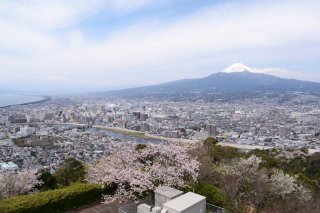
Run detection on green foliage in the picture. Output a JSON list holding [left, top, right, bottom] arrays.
[[298, 173, 319, 193], [191, 140, 242, 184], [305, 153, 320, 181], [55, 158, 85, 186], [187, 182, 226, 207], [37, 169, 57, 191], [0, 183, 102, 213], [102, 182, 117, 195], [281, 157, 305, 175], [135, 144, 147, 151], [204, 137, 218, 148], [209, 145, 242, 163]]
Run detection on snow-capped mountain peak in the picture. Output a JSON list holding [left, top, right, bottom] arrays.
[[224, 63, 252, 73]]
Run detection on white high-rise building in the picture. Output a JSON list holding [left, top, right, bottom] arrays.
[[19, 126, 36, 137]]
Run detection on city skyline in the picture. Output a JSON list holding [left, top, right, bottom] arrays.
[[1, 0, 320, 93]]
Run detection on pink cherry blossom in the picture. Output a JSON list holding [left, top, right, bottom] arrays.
[[86, 143, 200, 203], [0, 169, 42, 198]]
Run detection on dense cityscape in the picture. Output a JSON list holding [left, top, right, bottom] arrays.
[[1, 94, 320, 173]]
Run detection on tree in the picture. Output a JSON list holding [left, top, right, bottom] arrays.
[[55, 158, 85, 186], [208, 145, 241, 163], [0, 169, 41, 199], [202, 137, 242, 163], [203, 137, 218, 149], [86, 144, 200, 203], [217, 155, 311, 213], [37, 169, 57, 191]]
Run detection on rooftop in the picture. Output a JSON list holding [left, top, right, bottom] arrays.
[[0, 161, 18, 170], [154, 186, 183, 199], [163, 192, 206, 212]]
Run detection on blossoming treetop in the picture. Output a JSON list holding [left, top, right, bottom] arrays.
[[86, 143, 200, 203]]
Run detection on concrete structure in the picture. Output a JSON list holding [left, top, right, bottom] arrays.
[[162, 192, 206, 213], [137, 204, 163, 213], [154, 186, 183, 207], [136, 187, 209, 213], [137, 204, 152, 213]]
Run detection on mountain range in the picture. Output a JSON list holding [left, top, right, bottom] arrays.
[[103, 64, 320, 100]]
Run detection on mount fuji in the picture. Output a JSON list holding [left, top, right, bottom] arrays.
[[103, 64, 320, 99]]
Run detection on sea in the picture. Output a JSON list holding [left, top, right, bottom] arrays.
[[0, 94, 44, 107]]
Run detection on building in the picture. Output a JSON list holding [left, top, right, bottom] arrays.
[[140, 113, 149, 121], [279, 126, 288, 139], [133, 112, 141, 120], [206, 124, 218, 137], [0, 162, 18, 170], [119, 186, 225, 213], [18, 126, 36, 137], [162, 192, 206, 213], [6, 114, 27, 125]]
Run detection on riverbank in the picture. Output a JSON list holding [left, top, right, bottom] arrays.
[[92, 125, 198, 144], [0, 96, 51, 108]]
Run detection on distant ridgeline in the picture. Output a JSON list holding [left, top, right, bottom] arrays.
[[101, 66, 320, 100]]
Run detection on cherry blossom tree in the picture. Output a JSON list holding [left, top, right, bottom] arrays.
[[86, 143, 200, 203], [0, 169, 42, 199]]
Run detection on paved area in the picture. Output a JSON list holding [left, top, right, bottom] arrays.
[[74, 202, 120, 213]]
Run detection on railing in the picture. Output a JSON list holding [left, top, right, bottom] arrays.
[[118, 195, 154, 213], [206, 203, 226, 213]]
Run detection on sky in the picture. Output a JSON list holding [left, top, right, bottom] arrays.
[[0, 0, 320, 94]]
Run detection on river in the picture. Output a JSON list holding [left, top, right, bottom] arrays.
[[87, 128, 162, 144]]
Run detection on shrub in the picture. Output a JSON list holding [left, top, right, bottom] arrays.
[[102, 182, 117, 195], [0, 183, 102, 213]]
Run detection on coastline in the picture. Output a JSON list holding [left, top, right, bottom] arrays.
[[0, 96, 52, 109]]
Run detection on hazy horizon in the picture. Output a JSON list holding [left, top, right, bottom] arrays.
[[1, 0, 320, 94]]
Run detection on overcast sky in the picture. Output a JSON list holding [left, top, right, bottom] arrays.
[[0, 0, 320, 93]]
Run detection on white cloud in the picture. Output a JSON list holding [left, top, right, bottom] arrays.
[[250, 67, 307, 80], [0, 0, 320, 90], [103, 0, 159, 13], [0, 0, 159, 31], [0, 0, 98, 31], [223, 63, 309, 81]]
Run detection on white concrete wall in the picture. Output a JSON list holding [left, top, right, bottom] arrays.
[[181, 201, 206, 213], [155, 194, 171, 207], [163, 202, 205, 213], [137, 204, 152, 213], [137, 204, 163, 213]]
